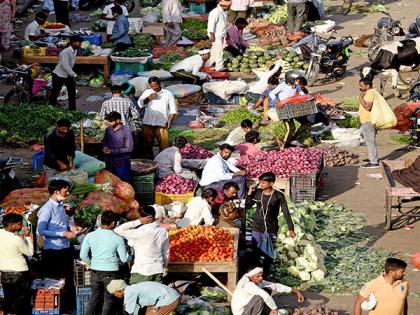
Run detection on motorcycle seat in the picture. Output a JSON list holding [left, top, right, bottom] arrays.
[[327, 40, 344, 50]]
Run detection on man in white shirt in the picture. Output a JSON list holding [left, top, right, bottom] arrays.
[[200, 143, 247, 199], [138, 77, 177, 159], [207, 0, 231, 71], [0, 213, 34, 315], [162, 0, 183, 46], [247, 59, 283, 102], [170, 49, 211, 85], [114, 206, 169, 284], [101, 0, 129, 39], [48, 35, 82, 111], [231, 267, 304, 315], [228, 0, 254, 24], [24, 12, 48, 41], [176, 188, 217, 227]]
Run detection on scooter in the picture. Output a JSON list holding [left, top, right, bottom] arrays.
[[0, 157, 22, 201]]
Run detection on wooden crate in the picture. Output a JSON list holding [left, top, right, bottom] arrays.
[[167, 227, 239, 301]]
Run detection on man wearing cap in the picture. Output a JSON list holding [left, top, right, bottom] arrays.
[[207, 0, 231, 71], [170, 49, 211, 85], [107, 280, 181, 315], [162, 0, 183, 46], [231, 267, 304, 315]]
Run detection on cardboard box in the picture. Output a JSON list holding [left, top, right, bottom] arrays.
[[142, 23, 165, 36]]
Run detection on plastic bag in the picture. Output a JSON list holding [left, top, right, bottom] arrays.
[[370, 90, 397, 129], [142, 11, 159, 23], [74, 151, 106, 176], [56, 169, 89, 187]]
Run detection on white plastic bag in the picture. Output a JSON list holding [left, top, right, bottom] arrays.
[[370, 90, 397, 129]]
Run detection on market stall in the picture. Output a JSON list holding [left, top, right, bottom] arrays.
[[21, 55, 110, 85]]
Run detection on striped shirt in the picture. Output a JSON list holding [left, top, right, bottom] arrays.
[[100, 96, 140, 131]]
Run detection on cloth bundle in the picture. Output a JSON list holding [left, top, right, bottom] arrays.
[[392, 156, 420, 193]]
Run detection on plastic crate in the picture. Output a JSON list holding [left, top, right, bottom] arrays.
[[22, 47, 47, 57], [114, 62, 149, 75], [74, 265, 91, 287], [155, 187, 196, 205], [132, 173, 155, 206], [76, 288, 91, 315], [276, 100, 318, 120], [290, 159, 324, 203], [32, 288, 61, 312], [81, 34, 102, 46], [32, 151, 45, 174], [189, 2, 208, 13]]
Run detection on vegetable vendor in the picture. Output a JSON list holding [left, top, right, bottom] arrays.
[[231, 267, 304, 315], [200, 143, 247, 199], [162, 0, 183, 46], [176, 188, 217, 227], [110, 6, 131, 52], [207, 0, 231, 71], [114, 206, 169, 284], [24, 12, 48, 41], [80, 211, 131, 315], [100, 85, 141, 133], [103, 111, 134, 182], [48, 35, 82, 111], [138, 77, 178, 159], [225, 119, 253, 145], [101, 0, 129, 41], [211, 181, 240, 215], [236, 130, 262, 156], [44, 118, 76, 179], [107, 280, 181, 315], [247, 172, 295, 276], [287, 0, 308, 36], [252, 76, 279, 120], [0, 213, 34, 315], [154, 136, 204, 181], [170, 49, 211, 85], [354, 258, 408, 315], [246, 59, 282, 103], [225, 18, 249, 57]]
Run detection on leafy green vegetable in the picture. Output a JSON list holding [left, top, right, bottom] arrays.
[[392, 134, 412, 145], [336, 114, 361, 128], [112, 49, 150, 58], [132, 33, 154, 51], [74, 205, 103, 228], [71, 183, 114, 196], [220, 107, 260, 124], [181, 18, 207, 39], [340, 97, 359, 109], [0, 104, 88, 146]]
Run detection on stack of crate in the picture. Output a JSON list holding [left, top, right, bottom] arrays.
[[32, 286, 63, 315], [74, 265, 91, 315]]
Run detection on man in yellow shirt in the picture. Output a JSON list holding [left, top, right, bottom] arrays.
[[354, 258, 408, 315], [359, 78, 379, 168]]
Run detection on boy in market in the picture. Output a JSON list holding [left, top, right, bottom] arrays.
[[354, 258, 409, 315], [246, 172, 295, 276], [225, 119, 253, 145]]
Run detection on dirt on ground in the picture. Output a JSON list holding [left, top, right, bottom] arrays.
[[0, 0, 419, 314]]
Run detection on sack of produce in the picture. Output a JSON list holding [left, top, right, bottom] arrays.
[[94, 170, 122, 187], [393, 103, 415, 132], [78, 191, 129, 214], [114, 181, 136, 203], [165, 84, 202, 99], [370, 90, 397, 129], [56, 169, 89, 187], [1, 188, 49, 207], [74, 151, 106, 176]]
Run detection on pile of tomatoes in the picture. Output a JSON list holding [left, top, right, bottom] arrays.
[[169, 226, 234, 262], [44, 23, 65, 30]]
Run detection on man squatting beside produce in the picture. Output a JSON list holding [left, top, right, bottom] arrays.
[[103, 111, 134, 183], [138, 76, 178, 159], [247, 172, 295, 276], [354, 258, 409, 315], [207, 0, 231, 71], [170, 49, 212, 85], [162, 0, 183, 46], [225, 119, 253, 146], [44, 118, 76, 180], [200, 143, 247, 199], [231, 267, 304, 315]]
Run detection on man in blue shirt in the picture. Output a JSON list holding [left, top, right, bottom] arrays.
[[80, 211, 131, 315], [37, 179, 79, 313], [111, 5, 131, 51], [107, 280, 181, 315]]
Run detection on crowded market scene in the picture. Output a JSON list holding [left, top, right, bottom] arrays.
[[0, 0, 419, 314]]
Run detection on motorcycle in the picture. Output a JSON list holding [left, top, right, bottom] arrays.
[[0, 157, 22, 201], [367, 11, 405, 62], [2, 65, 50, 106], [305, 33, 353, 87], [79, 0, 135, 12]]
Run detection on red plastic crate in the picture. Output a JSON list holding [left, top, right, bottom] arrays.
[[32, 288, 61, 311]]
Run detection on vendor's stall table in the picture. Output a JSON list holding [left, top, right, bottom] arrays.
[[167, 227, 239, 301], [380, 159, 420, 230], [21, 55, 110, 84], [75, 120, 102, 152]]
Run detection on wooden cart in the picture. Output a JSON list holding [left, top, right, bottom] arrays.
[[380, 160, 420, 230], [167, 227, 239, 301], [75, 120, 102, 152]]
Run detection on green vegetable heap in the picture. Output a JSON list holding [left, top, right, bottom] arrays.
[[113, 49, 150, 58], [226, 50, 275, 73], [336, 114, 361, 129], [276, 48, 308, 72], [220, 107, 260, 124], [133, 33, 154, 51], [181, 18, 207, 39], [74, 205, 103, 228]]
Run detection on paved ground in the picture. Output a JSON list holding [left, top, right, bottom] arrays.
[[0, 0, 419, 314]]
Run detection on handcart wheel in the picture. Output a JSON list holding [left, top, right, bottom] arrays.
[[384, 191, 392, 230]]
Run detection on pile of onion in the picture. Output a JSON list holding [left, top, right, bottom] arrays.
[[181, 143, 214, 159], [156, 174, 197, 194]]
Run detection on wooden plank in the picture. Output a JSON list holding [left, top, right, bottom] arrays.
[[381, 160, 419, 197]]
